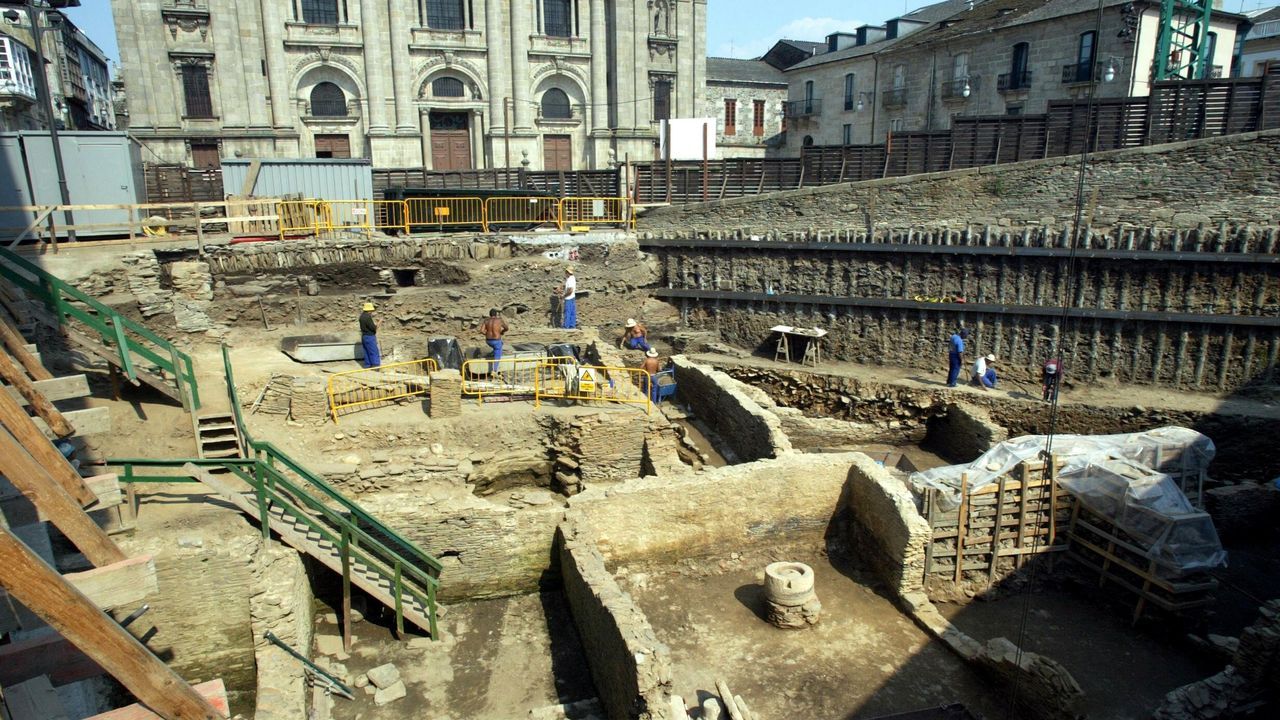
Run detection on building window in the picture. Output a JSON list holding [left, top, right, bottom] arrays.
[[953, 52, 969, 82], [181, 64, 214, 118], [1010, 42, 1030, 87], [544, 0, 575, 38], [752, 99, 765, 136], [310, 82, 347, 117], [424, 0, 466, 29], [892, 64, 905, 89], [190, 143, 220, 170], [541, 88, 571, 119], [803, 80, 814, 113], [1206, 31, 1218, 65], [724, 99, 736, 135], [432, 76, 466, 98], [842, 123, 851, 145], [843, 73, 855, 110], [1077, 32, 1096, 72], [301, 0, 340, 25], [802, 135, 813, 147], [780, 101, 787, 132], [653, 77, 671, 121]]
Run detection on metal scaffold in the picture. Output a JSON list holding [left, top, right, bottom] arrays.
[[1154, 0, 1215, 81]]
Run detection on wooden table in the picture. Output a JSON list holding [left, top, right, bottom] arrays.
[[771, 325, 827, 366]]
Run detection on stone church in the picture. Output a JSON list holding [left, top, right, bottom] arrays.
[[117, 0, 706, 170]]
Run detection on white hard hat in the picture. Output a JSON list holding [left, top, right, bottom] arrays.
[[625, 318, 637, 328], [985, 354, 996, 362], [646, 348, 658, 358]]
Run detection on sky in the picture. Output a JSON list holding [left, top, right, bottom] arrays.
[[60, 0, 1280, 73]]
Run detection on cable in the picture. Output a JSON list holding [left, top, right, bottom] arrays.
[[1003, 1, 1105, 717]]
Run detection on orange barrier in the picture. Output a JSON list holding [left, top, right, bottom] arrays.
[[559, 197, 633, 230]]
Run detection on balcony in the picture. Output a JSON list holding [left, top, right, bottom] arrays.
[[1061, 62, 1098, 84], [997, 70, 1032, 93], [1208, 65, 1224, 79], [784, 99, 822, 118], [881, 89, 907, 109], [941, 78, 971, 101]]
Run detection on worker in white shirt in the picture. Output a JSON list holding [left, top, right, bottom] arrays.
[[971, 353, 997, 390], [559, 266, 577, 329]]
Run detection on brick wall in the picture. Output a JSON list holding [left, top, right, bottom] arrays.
[[669, 355, 792, 461], [841, 455, 933, 598]]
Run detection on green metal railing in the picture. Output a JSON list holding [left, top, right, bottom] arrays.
[[106, 346, 443, 638], [0, 246, 200, 409]]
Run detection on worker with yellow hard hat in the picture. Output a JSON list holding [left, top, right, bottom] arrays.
[[359, 301, 381, 367]]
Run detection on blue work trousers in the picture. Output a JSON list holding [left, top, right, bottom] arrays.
[[946, 351, 962, 386], [562, 298, 577, 329], [361, 334, 381, 368], [487, 339, 503, 373], [625, 336, 651, 352]]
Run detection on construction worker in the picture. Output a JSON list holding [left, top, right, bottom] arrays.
[[620, 318, 651, 352], [559, 266, 577, 329], [946, 328, 968, 387], [482, 309, 508, 374], [1043, 357, 1063, 402], [972, 354, 997, 390], [642, 348, 662, 403], [359, 302, 381, 368]]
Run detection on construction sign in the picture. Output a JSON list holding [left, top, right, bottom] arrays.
[[576, 367, 597, 394]]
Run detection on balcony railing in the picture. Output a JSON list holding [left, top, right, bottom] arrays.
[[1061, 62, 1098, 84], [941, 78, 971, 100], [1208, 65, 1224, 79], [784, 99, 821, 118], [997, 70, 1032, 93], [881, 89, 907, 109]]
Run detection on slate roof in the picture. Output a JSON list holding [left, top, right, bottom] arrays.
[[707, 57, 787, 85]]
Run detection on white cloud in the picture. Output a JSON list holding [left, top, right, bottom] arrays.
[[713, 16, 864, 59]]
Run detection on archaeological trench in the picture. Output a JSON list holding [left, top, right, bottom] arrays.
[[2, 131, 1279, 720]]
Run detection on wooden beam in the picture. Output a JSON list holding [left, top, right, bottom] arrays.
[[0, 318, 52, 380], [88, 680, 230, 720], [33, 406, 112, 438], [0, 429, 124, 566], [0, 387, 98, 506], [0, 526, 226, 719], [0, 350, 75, 437], [64, 555, 157, 610], [1, 675, 71, 719], [4, 373, 92, 405]]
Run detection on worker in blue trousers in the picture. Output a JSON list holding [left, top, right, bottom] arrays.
[[971, 354, 997, 390], [559, 266, 577, 329], [620, 318, 651, 352], [946, 328, 968, 387], [359, 301, 381, 368]]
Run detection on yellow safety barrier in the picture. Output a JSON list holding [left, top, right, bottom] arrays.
[[534, 363, 652, 414], [319, 199, 410, 237], [277, 199, 327, 239], [485, 196, 562, 230], [405, 197, 487, 232], [327, 357, 439, 423], [461, 355, 574, 403], [558, 197, 633, 230]]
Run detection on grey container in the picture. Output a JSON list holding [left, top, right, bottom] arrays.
[[221, 158, 373, 202], [0, 131, 144, 239]]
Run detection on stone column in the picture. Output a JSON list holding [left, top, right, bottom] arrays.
[[420, 110, 434, 170], [259, 0, 291, 128], [486, 0, 508, 148], [388, 0, 417, 131], [616, 2, 636, 129], [509, 0, 533, 130], [359, 0, 390, 131], [589, 0, 608, 132]]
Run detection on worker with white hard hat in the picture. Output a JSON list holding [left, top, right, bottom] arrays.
[[559, 266, 577, 329], [620, 317, 651, 352], [358, 301, 381, 368], [972, 353, 997, 390]]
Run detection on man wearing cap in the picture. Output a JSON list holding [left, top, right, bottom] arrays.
[[972, 353, 997, 390], [619, 318, 650, 352], [359, 302, 381, 368], [1042, 357, 1063, 402], [642, 348, 662, 403], [946, 328, 968, 387], [559, 266, 577, 329], [482, 309, 509, 374]]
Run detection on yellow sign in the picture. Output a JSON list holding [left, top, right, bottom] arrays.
[[434, 206, 451, 217], [577, 367, 596, 393]]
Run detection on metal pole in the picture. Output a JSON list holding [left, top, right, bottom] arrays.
[[26, 2, 76, 241]]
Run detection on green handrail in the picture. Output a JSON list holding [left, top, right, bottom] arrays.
[[0, 246, 201, 408]]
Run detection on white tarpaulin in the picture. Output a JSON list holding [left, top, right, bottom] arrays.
[[658, 119, 717, 160]]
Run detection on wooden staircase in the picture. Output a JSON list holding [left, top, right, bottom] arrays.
[[194, 412, 242, 463], [191, 466, 436, 635]]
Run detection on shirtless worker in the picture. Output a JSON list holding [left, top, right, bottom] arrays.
[[619, 318, 651, 352], [641, 348, 662, 403], [482, 309, 508, 374]]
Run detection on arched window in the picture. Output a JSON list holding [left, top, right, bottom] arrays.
[[310, 82, 347, 117], [432, 77, 466, 98], [541, 88, 571, 119], [802, 135, 814, 147]]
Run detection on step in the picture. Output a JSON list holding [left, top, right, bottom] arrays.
[[200, 437, 241, 448], [200, 448, 242, 459], [197, 421, 238, 433]]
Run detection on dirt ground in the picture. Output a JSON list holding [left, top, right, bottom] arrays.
[[315, 589, 594, 720], [619, 543, 1006, 720]]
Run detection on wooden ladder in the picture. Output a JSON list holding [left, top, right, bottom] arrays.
[[195, 412, 243, 464]]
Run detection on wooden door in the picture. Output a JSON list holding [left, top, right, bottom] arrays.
[[314, 134, 351, 158], [429, 112, 472, 170], [542, 135, 572, 171], [190, 143, 220, 169]]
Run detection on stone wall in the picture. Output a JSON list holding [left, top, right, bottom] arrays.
[[248, 543, 314, 720], [842, 455, 932, 598], [925, 404, 1009, 463], [669, 355, 792, 461], [557, 518, 673, 720], [200, 235, 511, 275], [639, 129, 1280, 232]]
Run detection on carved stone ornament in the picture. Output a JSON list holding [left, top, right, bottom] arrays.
[[648, 37, 678, 61], [161, 7, 211, 41], [170, 54, 214, 73]]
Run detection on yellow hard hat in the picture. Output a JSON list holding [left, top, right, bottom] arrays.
[[362, 302, 375, 311]]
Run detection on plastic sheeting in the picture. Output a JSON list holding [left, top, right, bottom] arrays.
[[909, 426, 1225, 577]]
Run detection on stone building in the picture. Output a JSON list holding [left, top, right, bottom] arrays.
[[115, 0, 706, 171], [1240, 6, 1280, 77], [704, 57, 786, 158], [782, 0, 1245, 151], [0, 10, 114, 132]]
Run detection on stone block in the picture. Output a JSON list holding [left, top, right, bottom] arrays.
[[373, 679, 406, 705], [366, 663, 400, 690], [429, 370, 462, 419]]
